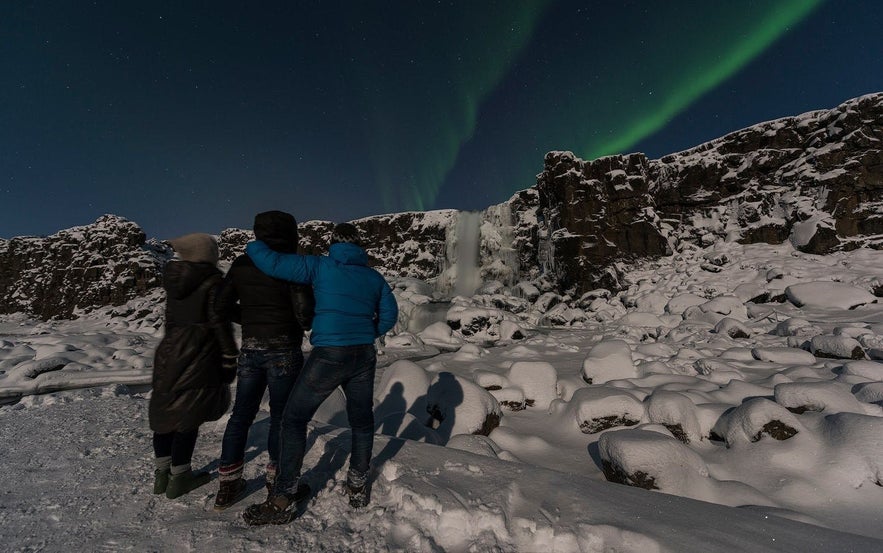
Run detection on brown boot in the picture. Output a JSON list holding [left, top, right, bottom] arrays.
[[213, 477, 247, 511]]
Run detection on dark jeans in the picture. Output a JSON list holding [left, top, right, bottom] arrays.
[[275, 344, 377, 497], [220, 348, 303, 468], [153, 429, 199, 467]]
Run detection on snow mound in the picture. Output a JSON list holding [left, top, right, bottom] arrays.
[[425, 372, 501, 441], [810, 335, 867, 360], [840, 360, 883, 380], [643, 390, 703, 443], [773, 382, 873, 415], [506, 361, 559, 410], [751, 347, 816, 365], [715, 397, 803, 446], [581, 339, 636, 384], [563, 387, 645, 434], [785, 282, 877, 309]]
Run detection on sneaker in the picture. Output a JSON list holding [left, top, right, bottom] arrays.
[[242, 484, 311, 526], [165, 470, 211, 500], [153, 468, 170, 495], [213, 477, 247, 511]]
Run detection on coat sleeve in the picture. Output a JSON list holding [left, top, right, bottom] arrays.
[[215, 270, 241, 324], [246, 240, 316, 284], [376, 278, 398, 337], [208, 281, 239, 383]]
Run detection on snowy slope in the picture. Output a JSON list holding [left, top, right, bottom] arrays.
[[1, 388, 881, 553], [2, 240, 882, 551]]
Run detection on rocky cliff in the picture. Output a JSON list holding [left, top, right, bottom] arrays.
[[2, 93, 881, 318], [531, 92, 883, 294], [0, 215, 170, 319]]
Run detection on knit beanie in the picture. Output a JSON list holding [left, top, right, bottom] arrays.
[[330, 223, 361, 246], [168, 233, 219, 265]]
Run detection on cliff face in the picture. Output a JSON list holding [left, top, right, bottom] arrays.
[[532, 93, 883, 294], [0, 215, 169, 319], [2, 94, 881, 318]]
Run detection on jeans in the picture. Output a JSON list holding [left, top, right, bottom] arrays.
[[275, 344, 377, 497], [220, 348, 303, 468]]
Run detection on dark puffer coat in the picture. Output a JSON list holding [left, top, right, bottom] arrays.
[[216, 210, 315, 349], [149, 261, 237, 434]]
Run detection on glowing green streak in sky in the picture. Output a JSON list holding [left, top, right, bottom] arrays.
[[587, 0, 824, 159], [354, 3, 553, 213]]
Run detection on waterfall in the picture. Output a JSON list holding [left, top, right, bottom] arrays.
[[435, 205, 519, 297], [436, 210, 482, 297], [453, 211, 482, 297]]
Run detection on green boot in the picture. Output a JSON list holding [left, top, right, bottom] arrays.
[[166, 470, 211, 499], [153, 468, 170, 495]]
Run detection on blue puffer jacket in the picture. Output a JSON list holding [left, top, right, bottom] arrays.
[[246, 240, 398, 347]]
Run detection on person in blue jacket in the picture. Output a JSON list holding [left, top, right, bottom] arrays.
[[242, 222, 398, 525]]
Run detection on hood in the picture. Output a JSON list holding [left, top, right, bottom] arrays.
[[328, 242, 368, 266], [163, 261, 220, 300], [254, 211, 298, 253], [168, 233, 219, 265]]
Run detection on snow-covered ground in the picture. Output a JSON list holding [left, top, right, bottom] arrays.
[[2, 241, 883, 552]]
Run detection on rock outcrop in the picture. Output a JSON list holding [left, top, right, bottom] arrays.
[[0, 215, 169, 319], [532, 93, 883, 294]]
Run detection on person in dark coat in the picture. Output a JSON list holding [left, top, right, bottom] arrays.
[[212, 211, 315, 511], [242, 222, 398, 525], [149, 233, 238, 499]]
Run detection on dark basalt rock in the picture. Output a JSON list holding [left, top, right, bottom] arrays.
[[579, 415, 640, 434], [752, 420, 799, 442], [0, 215, 168, 319], [602, 460, 659, 490], [476, 412, 501, 436], [531, 94, 883, 294], [664, 423, 690, 444]]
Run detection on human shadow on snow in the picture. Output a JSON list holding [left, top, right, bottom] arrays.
[[303, 372, 465, 496]]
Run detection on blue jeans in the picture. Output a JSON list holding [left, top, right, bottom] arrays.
[[275, 344, 377, 497], [220, 348, 303, 468]]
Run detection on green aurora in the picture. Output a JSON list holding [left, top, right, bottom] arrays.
[[351, 0, 825, 213], [584, 0, 825, 159], [341, 2, 554, 212]]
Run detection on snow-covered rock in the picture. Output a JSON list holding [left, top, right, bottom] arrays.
[[581, 339, 637, 384]]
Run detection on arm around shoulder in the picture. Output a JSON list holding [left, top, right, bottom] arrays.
[[246, 240, 314, 284]]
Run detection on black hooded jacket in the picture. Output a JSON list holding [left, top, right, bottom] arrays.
[[216, 211, 315, 349], [150, 261, 237, 433]]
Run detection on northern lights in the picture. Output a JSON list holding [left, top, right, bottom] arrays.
[[2, 0, 882, 239], [584, 0, 826, 159], [340, 2, 553, 212]]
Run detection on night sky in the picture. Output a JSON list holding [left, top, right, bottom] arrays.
[[3, 0, 882, 239]]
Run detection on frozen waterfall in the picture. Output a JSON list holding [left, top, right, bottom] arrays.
[[435, 206, 519, 298], [452, 211, 482, 297]]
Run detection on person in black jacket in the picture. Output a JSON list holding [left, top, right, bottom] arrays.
[[212, 211, 315, 511], [150, 233, 238, 500]]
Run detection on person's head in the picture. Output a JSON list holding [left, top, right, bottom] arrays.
[[330, 222, 361, 247], [168, 233, 219, 265], [254, 210, 299, 253]]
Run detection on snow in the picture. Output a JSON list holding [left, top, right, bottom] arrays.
[[2, 241, 883, 551], [785, 282, 878, 309]]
